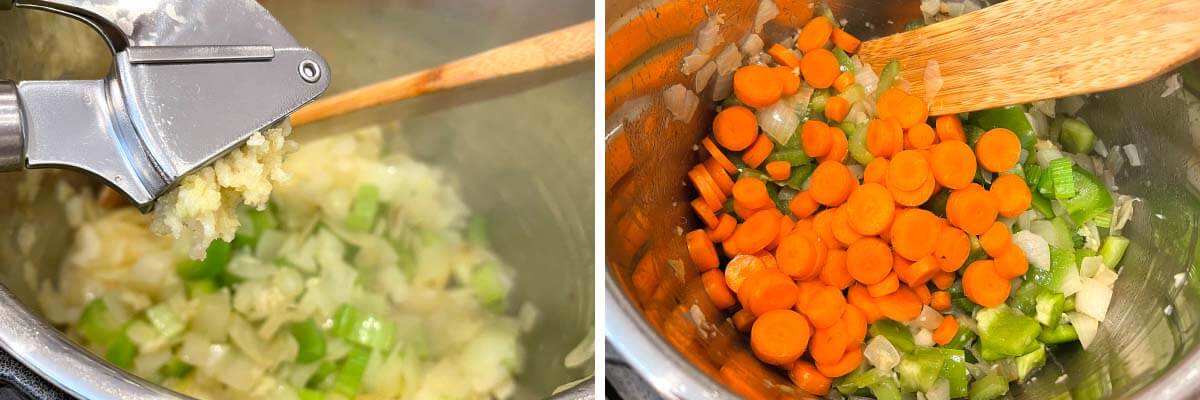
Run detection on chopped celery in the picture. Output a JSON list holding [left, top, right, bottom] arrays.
[[869, 378, 903, 400], [869, 320, 915, 353], [833, 47, 856, 72], [1063, 166, 1114, 224], [1025, 163, 1043, 189], [839, 84, 867, 104], [785, 164, 816, 190], [332, 346, 370, 397], [809, 89, 831, 116], [176, 240, 232, 281], [466, 214, 489, 248], [290, 319, 327, 363], [846, 122, 874, 165], [1092, 212, 1112, 228], [77, 298, 122, 347], [1059, 118, 1096, 154], [1027, 246, 1075, 291], [160, 358, 193, 379], [1039, 323, 1079, 344], [1016, 345, 1047, 381], [1035, 292, 1066, 327], [967, 105, 1036, 149], [306, 361, 338, 389], [897, 350, 944, 392], [347, 184, 381, 231], [876, 60, 901, 94], [470, 262, 509, 308], [105, 333, 136, 369], [976, 306, 1042, 357], [738, 168, 771, 182], [1099, 235, 1130, 268], [332, 305, 396, 351], [943, 326, 977, 350], [298, 389, 325, 400], [764, 148, 811, 166], [186, 279, 219, 298], [969, 373, 1010, 400], [1030, 191, 1055, 218], [836, 367, 887, 394], [1049, 158, 1075, 199], [145, 304, 184, 338]]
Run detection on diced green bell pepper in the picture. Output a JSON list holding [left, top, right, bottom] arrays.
[[77, 298, 123, 347], [869, 378, 903, 400], [965, 125, 986, 148], [876, 60, 901, 94], [1028, 246, 1076, 291], [1099, 235, 1130, 269], [176, 239, 233, 281], [924, 347, 969, 398], [1035, 291, 1066, 327], [160, 358, 193, 379], [785, 163, 816, 190], [1060, 118, 1096, 154], [943, 326, 977, 351], [290, 319, 327, 363], [869, 320, 915, 353], [976, 306, 1042, 358], [1010, 281, 1044, 316], [1030, 191, 1055, 218], [969, 373, 1010, 400], [967, 105, 1036, 149], [897, 350, 944, 393], [836, 367, 887, 394], [1016, 345, 1047, 381], [1063, 166, 1113, 224], [105, 333, 137, 369], [347, 184, 381, 231], [764, 148, 811, 166], [1038, 323, 1079, 344]]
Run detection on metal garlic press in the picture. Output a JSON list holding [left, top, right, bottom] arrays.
[[0, 0, 330, 210]]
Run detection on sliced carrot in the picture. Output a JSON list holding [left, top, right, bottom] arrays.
[[893, 253, 913, 284], [707, 213, 737, 242], [912, 284, 932, 305], [702, 137, 739, 174], [875, 88, 908, 122], [947, 184, 999, 235], [802, 120, 833, 157], [935, 115, 966, 142], [843, 305, 869, 345], [895, 93, 929, 129], [774, 66, 802, 96], [732, 176, 773, 210], [797, 230, 828, 279], [819, 249, 854, 289], [905, 123, 937, 150], [802, 285, 846, 329], [823, 127, 849, 163], [867, 272, 900, 297], [932, 271, 956, 290], [933, 315, 959, 345], [844, 183, 896, 236], [690, 165, 727, 211], [739, 269, 800, 316], [930, 290, 951, 311], [725, 254, 767, 293], [732, 309, 757, 332], [832, 72, 856, 93], [796, 16, 834, 53], [991, 173, 1033, 218], [812, 209, 842, 250], [815, 346, 863, 378], [846, 237, 893, 284], [691, 198, 719, 228], [877, 286, 922, 321], [808, 161, 856, 206], [904, 256, 941, 287], [994, 243, 1029, 279], [733, 65, 784, 108], [831, 28, 862, 53], [686, 229, 719, 271], [713, 106, 759, 151], [891, 167, 937, 207], [933, 226, 971, 272], [867, 118, 901, 158], [810, 319, 849, 364], [962, 260, 1011, 308], [776, 234, 819, 279], [886, 150, 931, 192], [766, 160, 791, 181], [795, 280, 825, 310], [788, 191, 820, 219], [979, 221, 1012, 257], [734, 201, 767, 220], [702, 269, 736, 309], [889, 208, 940, 261], [790, 361, 832, 396], [863, 157, 889, 185], [733, 209, 782, 254], [847, 284, 884, 322], [975, 128, 1022, 173], [742, 134, 775, 169], [794, 217, 814, 235], [767, 43, 801, 69], [825, 96, 851, 122], [751, 309, 811, 366], [757, 251, 780, 270], [929, 140, 977, 189], [800, 49, 839, 89], [704, 158, 735, 195], [830, 206, 864, 247], [771, 215, 796, 250]]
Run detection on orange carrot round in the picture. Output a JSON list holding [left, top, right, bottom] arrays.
[[702, 137, 739, 174], [732, 309, 757, 332], [890, 169, 937, 207], [877, 286, 922, 321], [686, 229, 719, 271], [930, 290, 952, 311], [912, 283, 932, 305], [979, 221, 1012, 257], [947, 184, 999, 235], [830, 206, 864, 247], [867, 272, 900, 297], [800, 49, 840, 89], [846, 237, 893, 284], [823, 127, 849, 163], [863, 157, 889, 185], [867, 119, 902, 158], [774, 66, 802, 96], [702, 269, 736, 309], [795, 280, 825, 311], [789, 191, 820, 219], [933, 315, 959, 345], [975, 128, 1022, 172], [734, 65, 784, 108], [990, 173, 1033, 218], [802, 120, 833, 157], [831, 28, 861, 53], [833, 72, 856, 93], [815, 346, 863, 378], [802, 285, 847, 329], [771, 215, 796, 250], [790, 361, 832, 396], [776, 234, 819, 279], [963, 260, 1011, 308], [797, 16, 834, 53], [905, 123, 936, 150], [819, 249, 854, 289], [725, 254, 767, 293], [809, 161, 856, 206], [707, 213, 737, 242], [935, 115, 966, 142], [847, 284, 884, 322], [704, 158, 735, 194], [713, 106, 759, 151], [994, 243, 1029, 279], [733, 177, 773, 210], [887, 150, 931, 192], [768, 43, 801, 69], [813, 209, 842, 250], [732, 210, 782, 254], [751, 309, 811, 366], [895, 93, 929, 129], [739, 269, 800, 316], [691, 198, 719, 228], [810, 319, 849, 364], [844, 183, 896, 236], [843, 305, 869, 345], [766, 160, 792, 181], [889, 208, 940, 261], [903, 256, 941, 287], [934, 226, 971, 272], [932, 271, 956, 290], [825, 96, 851, 122], [742, 134, 775, 169], [690, 166, 727, 211], [929, 140, 977, 189]]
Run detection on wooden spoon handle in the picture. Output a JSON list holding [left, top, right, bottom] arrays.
[[859, 0, 1200, 115], [290, 20, 595, 126]]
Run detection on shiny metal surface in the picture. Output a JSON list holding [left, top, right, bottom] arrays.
[[604, 1, 1200, 399], [0, 81, 20, 171], [1, 0, 330, 209], [0, 0, 594, 399]]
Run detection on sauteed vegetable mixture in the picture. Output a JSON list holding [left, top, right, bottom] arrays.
[[683, 5, 1136, 399]]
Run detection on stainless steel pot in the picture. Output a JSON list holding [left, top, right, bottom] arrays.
[[0, 1, 595, 398], [604, 1, 1200, 398]]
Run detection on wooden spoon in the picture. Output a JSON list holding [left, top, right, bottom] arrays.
[[858, 0, 1200, 115], [289, 20, 594, 126]]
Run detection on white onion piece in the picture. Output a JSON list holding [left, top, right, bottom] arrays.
[[1031, 100, 1056, 117], [753, 0, 779, 33], [1035, 147, 1064, 168], [1016, 209, 1039, 231], [923, 60, 943, 105], [962, 0, 982, 13], [664, 84, 700, 122], [681, 51, 711, 75], [1093, 268, 1119, 287], [945, 1, 966, 17], [740, 33, 764, 56], [1058, 95, 1087, 116], [1094, 137, 1108, 157], [1111, 195, 1136, 234], [712, 72, 734, 101], [925, 379, 950, 400], [855, 65, 880, 94], [920, 0, 940, 18], [911, 306, 944, 330], [1077, 278, 1114, 321], [696, 13, 725, 53], [914, 328, 935, 347], [1013, 230, 1052, 270], [1068, 312, 1100, 349], [846, 164, 865, 181], [1079, 256, 1105, 278], [757, 99, 801, 145], [1027, 112, 1048, 139], [864, 336, 901, 371], [714, 44, 742, 76], [695, 61, 717, 93], [1124, 144, 1142, 167], [1162, 73, 1183, 98], [1057, 264, 1083, 296]]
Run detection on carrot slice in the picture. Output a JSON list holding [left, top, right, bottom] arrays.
[[776, 234, 818, 279], [843, 305, 869, 345], [990, 173, 1033, 218], [790, 361, 832, 396], [844, 183, 896, 236], [702, 137, 739, 174], [751, 309, 811, 366], [815, 346, 863, 378], [798, 230, 828, 279], [689, 165, 727, 211], [800, 49, 839, 88], [732, 309, 757, 332], [702, 269, 736, 309], [686, 229, 719, 271], [887, 150, 931, 192], [994, 243, 1029, 279], [789, 191, 820, 219], [732, 176, 773, 210], [756, 250, 779, 270], [963, 260, 1011, 308], [707, 213, 737, 242], [867, 119, 901, 158], [905, 123, 936, 150], [725, 254, 766, 293], [810, 319, 849, 364], [739, 269, 800, 316], [732, 210, 782, 254], [847, 284, 884, 322], [767, 43, 801, 69], [819, 249, 853, 289], [766, 160, 791, 181], [831, 28, 861, 53], [929, 140, 977, 189], [930, 290, 952, 311], [823, 127, 849, 163], [796, 16, 834, 53], [903, 256, 941, 287], [691, 198, 719, 228], [975, 128, 1022, 173], [802, 120, 833, 157], [863, 157, 889, 185], [933, 315, 959, 345], [704, 158, 735, 195], [979, 221, 1012, 257], [895, 93, 929, 129], [875, 88, 908, 122], [809, 161, 856, 206], [912, 283, 932, 305], [935, 115, 966, 142], [832, 71, 856, 94], [795, 280, 825, 310], [947, 185, 999, 235], [889, 208, 940, 261], [891, 166, 937, 207], [734, 201, 768, 220], [825, 96, 851, 122], [742, 134, 775, 169], [867, 272, 900, 297], [713, 106, 760, 151], [846, 237, 893, 284], [771, 215, 796, 250], [877, 286, 922, 321], [733, 65, 784, 108], [933, 226, 971, 272], [812, 209, 841, 250], [893, 253, 913, 284], [932, 271, 956, 290], [801, 285, 846, 329], [830, 206, 864, 247], [774, 66, 802, 96]]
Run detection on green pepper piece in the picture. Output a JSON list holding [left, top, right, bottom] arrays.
[[924, 189, 951, 216], [347, 184, 381, 231], [943, 326, 977, 350], [785, 164, 816, 190], [1010, 280, 1043, 316], [175, 239, 233, 281], [764, 148, 811, 166], [897, 349, 944, 392], [1016, 345, 1047, 381], [306, 361, 338, 389], [979, 346, 1004, 362], [869, 378, 903, 400], [1029, 191, 1055, 218], [105, 333, 137, 369], [836, 367, 887, 394], [845, 122, 874, 165], [968, 373, 1010, 400], [869, 320, 915, 353], [160, 358, 194, 379], [965, 125, 986, 148], [291, 319, 327, 363], [297, 389, 325, 400], [1059, 118, 1096, 154], [1039, 323, 1079, 344], [976, 305, 1042, 357], [833, 48, 856, 72], [1035, 291, 1066, 326], [1027, 246, 1075, 291], [924, 347, 969, 398], [1099, 235, 1130, 268], [77, 298, 122, 348], [876, 60, 901, 94], [967, 105, 1035, 149], [1064, 166, 1114, 224]]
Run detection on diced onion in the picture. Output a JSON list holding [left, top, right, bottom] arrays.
[[757, 99, 801, 145], [664, 84, 700, 122], [681, 51, 711, 75], [714, 44, 742, 76], [696, 61, 717, 93], [1078, 256, 1105, 278], [1068, 312, 1100, 349], [911, 305, 944, 330], [1027, 112, 1048, 139], [1059, 96, 1087, 116], [1016, 210, 1040, 231], [1012, 230, 1051, 269], [1162, 73, 1183, 98], [739, 33, 764, 56], [695, 13, 725, 53], [1093, 268, 1119, 287], [1035, 145, 1064, 168], [753, 0, 779, 33], [923, 60, 943, 105], [920, 0, 940, 18], [1123, 144, 1142, 167], [914, 328, 935, 347], [712, 72, 734, 101], [1077, 278, 1113, 321], [925, 379, 950, 400], [1057, 264, 1083, 296], [855, 64, 880, 94], [864, 335, 901, 371]]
